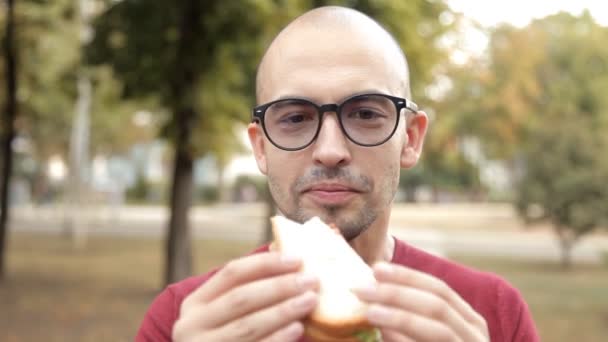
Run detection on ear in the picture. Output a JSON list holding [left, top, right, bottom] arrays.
[[248, 122, 268, 174], [400, 111, 428, 169]]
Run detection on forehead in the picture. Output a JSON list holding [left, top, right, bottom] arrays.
[[259, 26, 405, 104]]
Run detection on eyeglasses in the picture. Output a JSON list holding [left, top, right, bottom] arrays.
[[251, 93, 418, 151]]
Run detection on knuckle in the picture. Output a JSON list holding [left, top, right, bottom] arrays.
[[435, 326, 457, 342], [279, 297, 297, 317], [226, 290, 251, 311], [180, 295, 194, 313], [222, 259, 242, 281], [263, 330, 284, 342], [229, 319, 259, 341], [477, 315, 490, 336], [285, 273, 304, 293], [171, 319, 184, 341], [435, 279, 455, 303], [171, 318, 196, 342], [379, 283, 399, 302], [428, 298, 449, 321], [393, 309, 413, 329]]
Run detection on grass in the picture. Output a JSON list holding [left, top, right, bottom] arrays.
[[451, 255, 608, 342], [0, 232, 256, 342], [1, 232, 607, 341]]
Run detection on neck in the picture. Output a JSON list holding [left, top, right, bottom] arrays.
[[349, 213, 394, 265]]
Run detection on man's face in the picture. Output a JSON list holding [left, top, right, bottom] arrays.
[[250, 25, 425, 240]]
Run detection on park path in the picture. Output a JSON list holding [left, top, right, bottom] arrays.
[[10, 203, 607, 263]]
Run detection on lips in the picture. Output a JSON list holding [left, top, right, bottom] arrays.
[[302, 183, 362, 205]]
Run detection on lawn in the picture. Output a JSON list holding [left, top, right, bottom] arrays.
[[452, 255, 608, 342], [1, 232, 606, 341]]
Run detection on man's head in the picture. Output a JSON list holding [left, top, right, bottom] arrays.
[[248, 6, 428, 240]]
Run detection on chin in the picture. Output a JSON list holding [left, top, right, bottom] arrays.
[[292, 206, 375, 241]]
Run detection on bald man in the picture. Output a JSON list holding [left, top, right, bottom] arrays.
[[137, 7, 539, 342]]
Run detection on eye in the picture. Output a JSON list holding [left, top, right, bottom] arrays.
[[347, 108, 386, 120], [353, 109, 381, 120], [279, 112, 314, 125]]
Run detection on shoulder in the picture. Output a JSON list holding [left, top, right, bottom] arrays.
[[392, 236, 502, 292], [392, 237, 539, 342], [135, 244, 270, 342]]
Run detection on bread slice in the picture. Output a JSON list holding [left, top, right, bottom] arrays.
[[271, 216, 377, 340]]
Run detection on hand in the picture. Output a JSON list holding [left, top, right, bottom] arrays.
[[353, 262, 489, 342], [172, 252, 319, 342]]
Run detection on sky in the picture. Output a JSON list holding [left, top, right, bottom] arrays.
[[448, 0, 608, 28], [446, 0, 608, 62]]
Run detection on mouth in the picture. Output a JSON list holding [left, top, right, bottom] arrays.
[[302, 183, 362, 206]]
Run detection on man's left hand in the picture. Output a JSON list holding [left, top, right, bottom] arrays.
[[353, 262, 489, 342]]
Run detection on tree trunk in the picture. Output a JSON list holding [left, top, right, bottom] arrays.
[[261, 182, 275, 244], [559, 237, 573, 270], [65, 75, 92, 250], [556, 226, 576, 270], [0, 0, 17, 281], [404, 186, 417, 203], [164, 0, 201, 286], [165, 121, 194, 284], [217, 161, 229, 202], [431, 185, 440, 203]]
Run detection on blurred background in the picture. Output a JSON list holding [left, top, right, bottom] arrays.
[[1, 0, 607, 341]]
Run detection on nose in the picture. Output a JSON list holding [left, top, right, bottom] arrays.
[[311, 113, 352, 168]]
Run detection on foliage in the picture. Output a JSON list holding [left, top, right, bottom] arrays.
[[471, 12, 608, 267], [0, 0, 156, 195], [515, 119, 608, 267], [86, 0, 454, 157], [313, 0, 454, 101]]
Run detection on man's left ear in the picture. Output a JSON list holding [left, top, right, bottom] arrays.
[[400, 111, 428, 169]]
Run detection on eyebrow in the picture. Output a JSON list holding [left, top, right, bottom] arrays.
[[274, 89, 388, 104]]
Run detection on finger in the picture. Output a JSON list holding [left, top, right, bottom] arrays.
[[354, 282, 478, 340], [189, 252, 302, 304], [373, 262, 486, 328], [366, 304, 460, 342], [260, 322, 304, 342], [380, 329, 416, 342], [202, 272, 318, 328], [214, 291, 317, 342]]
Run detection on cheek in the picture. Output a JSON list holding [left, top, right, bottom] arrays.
[[358, 146, 402, 196], [265, 150, 306, 193]]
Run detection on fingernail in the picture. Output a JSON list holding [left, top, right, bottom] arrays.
[[296, 273, 318, 290], [374, 262, 393, 276], [283, 322, 304, 340], [292, 291, 317, 310], [281, 254, 301, 267], [367, 304, 391, 323]]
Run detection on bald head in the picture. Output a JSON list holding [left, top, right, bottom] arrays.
[[255, 6, 411, 103]]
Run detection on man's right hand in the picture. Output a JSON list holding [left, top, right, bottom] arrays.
[[172, 252, 319, 342]]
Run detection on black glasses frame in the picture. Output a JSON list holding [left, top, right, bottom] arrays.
[[251, 93, 419, 151]]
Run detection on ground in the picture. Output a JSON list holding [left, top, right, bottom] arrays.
[[1, 232, 607, 341]]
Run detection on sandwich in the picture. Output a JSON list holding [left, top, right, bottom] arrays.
[[271, 216, 382, 342]]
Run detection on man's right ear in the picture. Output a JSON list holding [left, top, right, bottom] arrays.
[[247, 122, 268, 175]]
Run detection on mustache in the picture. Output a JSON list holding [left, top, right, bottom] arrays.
[[293, 167, 372, 192]]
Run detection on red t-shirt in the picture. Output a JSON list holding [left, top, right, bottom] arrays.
[[136, 238, 539, 341]]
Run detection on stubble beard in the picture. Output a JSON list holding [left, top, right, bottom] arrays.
[[268, 166, 391, 241]]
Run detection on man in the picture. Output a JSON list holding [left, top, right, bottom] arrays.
[[137, 6, 539, 342]]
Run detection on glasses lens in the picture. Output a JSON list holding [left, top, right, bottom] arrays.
[[264, 99, 319, 149], [340, 95, 398, 145]]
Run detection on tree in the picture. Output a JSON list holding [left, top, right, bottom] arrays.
[[1, 0, 142, 203], [466, 12, 608, 268], [87, 0, 287, 284], [0, 0, 17, 281], [516, 120, 608, 268]]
